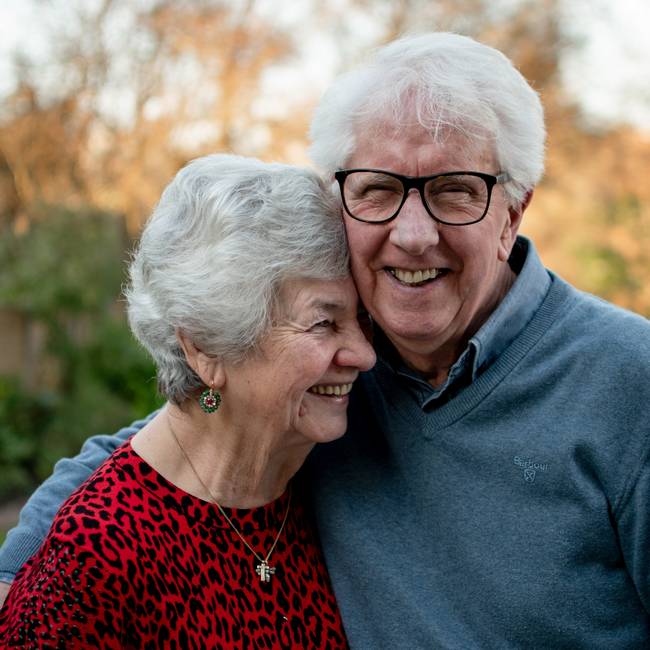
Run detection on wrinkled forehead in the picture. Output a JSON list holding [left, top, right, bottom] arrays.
[[348, 118, 497, 173]]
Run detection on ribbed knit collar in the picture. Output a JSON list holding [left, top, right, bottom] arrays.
[[374, 236, 552, 405], [468, 237, 551, 380]]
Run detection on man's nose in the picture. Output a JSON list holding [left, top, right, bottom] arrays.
[[388, 189, 440, 255]]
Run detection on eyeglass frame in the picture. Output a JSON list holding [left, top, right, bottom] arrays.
[[334, 168, 511, 226]]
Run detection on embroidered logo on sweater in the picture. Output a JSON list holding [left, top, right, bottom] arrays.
[[513, 456, 549, 483]]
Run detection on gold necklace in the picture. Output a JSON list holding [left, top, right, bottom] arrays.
[[167, 418, 291, 583]]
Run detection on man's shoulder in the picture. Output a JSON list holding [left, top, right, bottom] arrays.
[[554, 278, 650, 355], [567, 281, 649, 325]]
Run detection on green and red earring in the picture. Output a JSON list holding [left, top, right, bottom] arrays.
[[199, 385, 221, 413]]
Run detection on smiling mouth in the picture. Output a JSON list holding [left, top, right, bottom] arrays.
[[308, 383, 354, 396], [387, 267, 446, 287]]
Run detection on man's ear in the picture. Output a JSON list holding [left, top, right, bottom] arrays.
[[176, 330, 225, 389], [498, 189, 533, 262]]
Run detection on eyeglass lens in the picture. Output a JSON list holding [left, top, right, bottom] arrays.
[[342, 172, 490, 224]]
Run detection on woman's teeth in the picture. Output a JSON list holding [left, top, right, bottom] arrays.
[[389, 267, 441, 285], [308, 383, 353, 396]]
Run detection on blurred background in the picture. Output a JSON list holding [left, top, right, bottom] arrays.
[[0, 0, 649, 524]]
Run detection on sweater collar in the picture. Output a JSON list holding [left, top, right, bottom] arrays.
[[468, 236, 551, 380]]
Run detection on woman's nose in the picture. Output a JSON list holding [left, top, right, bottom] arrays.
[[336, 326, 376, 371]]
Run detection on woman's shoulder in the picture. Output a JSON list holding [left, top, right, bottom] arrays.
[[0, 446, 143, 647], [52, 442, 139, 524], [37, 441, 169, 568]]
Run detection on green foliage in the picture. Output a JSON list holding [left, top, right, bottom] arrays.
[[576, 244, 639, 302], [25, 319, 163, 483], [0, 206, 163, 501], [573, 194, 646, 308], [602, 194, 642, 227], [0, 205, 125, 318], [0, 377, 57, 499]]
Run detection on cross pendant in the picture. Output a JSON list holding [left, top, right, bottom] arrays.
[[255, 560, 276, 583]]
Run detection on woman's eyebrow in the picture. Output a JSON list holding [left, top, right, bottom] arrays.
[[307, 299, 346, 313]]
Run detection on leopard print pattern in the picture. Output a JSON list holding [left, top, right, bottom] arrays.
[[0, 444, 348, 649]]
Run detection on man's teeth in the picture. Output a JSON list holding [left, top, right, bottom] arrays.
[[389, 267, 441, 284], [308, 383, 354, 396]]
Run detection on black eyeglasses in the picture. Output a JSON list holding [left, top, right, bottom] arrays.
[[334, 169, 510, 225]]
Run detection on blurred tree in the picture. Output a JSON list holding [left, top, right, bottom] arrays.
[[0, 0, 647, 313], [0, 206, 162, 499], [0, 206, 125, 321], [0, 0, 647, 502], [0, 0, 307, 232]]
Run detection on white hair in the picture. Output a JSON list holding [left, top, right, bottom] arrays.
[[309, 32, 545, 208], [126, 154, 349, 404]]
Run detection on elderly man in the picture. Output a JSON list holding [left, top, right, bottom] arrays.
[[1, 33, 649, 648]]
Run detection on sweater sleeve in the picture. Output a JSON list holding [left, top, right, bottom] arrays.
[[0, 411, 157, 583], [615, 431, 650, 614], [0, 535, 126, 648]]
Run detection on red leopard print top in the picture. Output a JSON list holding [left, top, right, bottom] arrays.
[[0, 443, 348, 649]]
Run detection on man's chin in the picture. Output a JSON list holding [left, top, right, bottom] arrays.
[[378, 315, 446, 346]]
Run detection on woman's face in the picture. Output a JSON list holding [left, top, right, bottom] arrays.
[[223, 276, 376, 445]]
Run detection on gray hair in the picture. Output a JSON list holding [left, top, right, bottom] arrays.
[[126, 154, 349, 404], [309, 32, 545, 208]]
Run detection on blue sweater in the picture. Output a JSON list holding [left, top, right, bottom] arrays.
[[2, 240, 649, 648], [307, 244, 650, 648]]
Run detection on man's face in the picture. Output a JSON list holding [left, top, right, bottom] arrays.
[[343, 123, 526, 377]]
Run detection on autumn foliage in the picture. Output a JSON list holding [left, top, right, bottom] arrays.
[[0, 0, 647, 497]]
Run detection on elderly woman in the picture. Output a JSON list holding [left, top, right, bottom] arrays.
[[0, 154, 375, 648]]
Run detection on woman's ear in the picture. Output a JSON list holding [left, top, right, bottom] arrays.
[[176, 330, 225, 389]]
